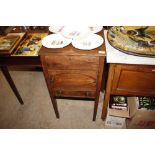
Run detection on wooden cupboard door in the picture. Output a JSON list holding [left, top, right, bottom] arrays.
[[45, 55, 99, 70], [111, 64, 155, 96], [48, 70, 97, 91]]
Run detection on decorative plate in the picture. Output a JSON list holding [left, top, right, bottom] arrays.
[[42, 33, 72, 48], [89, 26, 103, 33], [61, 26, 91, 40], [49, 26, 64, 33], [107, 26, 155, 57], [72, 33, 104, 50]]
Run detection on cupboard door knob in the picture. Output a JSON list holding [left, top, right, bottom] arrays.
[[46, 63, 50, 67], [93, 79, 96, 84], [50, 76, 54, 83], [57, 90, 63, 96], [85, 91, 91, 97]]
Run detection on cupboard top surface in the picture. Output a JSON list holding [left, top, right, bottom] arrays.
[[39, 32, 106, 57]]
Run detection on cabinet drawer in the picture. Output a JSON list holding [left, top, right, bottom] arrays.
[[45, 55, 99, 70], [54, 90, 96, 98], [112, 64, 155, 96], [48, 70, 97, 91]]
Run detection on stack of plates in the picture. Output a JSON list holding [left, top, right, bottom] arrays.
[[43, 26, 104, 49]]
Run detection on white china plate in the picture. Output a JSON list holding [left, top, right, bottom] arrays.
[[49, 26, 64, 33], [72, 34, 104, 50], [89, 26, 103, 33], [42, 34, 72, 48], [61, 26, 91, 40]]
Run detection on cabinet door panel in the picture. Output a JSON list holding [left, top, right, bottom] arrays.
[[112, 64, 155, 96], [48, 70, 97, 91]]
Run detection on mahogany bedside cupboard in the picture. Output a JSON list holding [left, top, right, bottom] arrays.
[[40, 39, 106, 121]]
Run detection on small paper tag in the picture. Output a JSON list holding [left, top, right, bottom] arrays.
[[98, 51, 105, 54]]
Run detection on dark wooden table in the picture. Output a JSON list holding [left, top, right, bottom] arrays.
[[0, 26, 47, 104], [0, 55, 41, 104]]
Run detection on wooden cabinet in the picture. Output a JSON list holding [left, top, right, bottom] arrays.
[[111, 64, 155, 96], [102, 64, 155, 120], [40, 42, 106, 121]]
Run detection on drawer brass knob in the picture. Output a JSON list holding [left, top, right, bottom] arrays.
[[50, 76, 54, 82], [57, 90, 63, 96], [85, 91, 91, 97]]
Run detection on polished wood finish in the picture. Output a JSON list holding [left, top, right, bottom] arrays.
[[101, 64, 155, 120], [1, 66, 24, 104], [40, 38, 106, 121]]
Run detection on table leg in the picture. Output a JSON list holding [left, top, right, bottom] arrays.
[[49, 93, 59, 119], [93, 57, 105, 121], [1, 66, 24, 104], [41, 73, 59, 118], [101, 64, 115, 120], [40, 56, 60, 118], [93, 96, 100, 121], [101, 91, 110, 120]]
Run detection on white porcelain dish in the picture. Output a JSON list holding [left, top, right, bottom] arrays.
[[42, 34, 72, 48], [49, 26, 64, 33], [72, 34, 104, 50], [89, 26, 103, 33], [61, 26, 91, 40]]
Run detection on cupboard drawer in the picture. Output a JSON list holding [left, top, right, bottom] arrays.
[[45, 55, 99, 70], [112, 64, 155, 96], [48, 70, 97, 91], [54, 90, 96, 98]]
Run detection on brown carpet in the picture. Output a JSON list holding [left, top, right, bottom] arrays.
[[0, 70, 105, 128]]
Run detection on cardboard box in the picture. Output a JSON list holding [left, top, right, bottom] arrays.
[[107, 96, 155, 128], [126, 97, 155, 129], [127, 110, 155, 129], [108, 97, 138, 118]]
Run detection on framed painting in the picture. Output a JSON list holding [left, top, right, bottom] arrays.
[[0, 35, 20, 52]]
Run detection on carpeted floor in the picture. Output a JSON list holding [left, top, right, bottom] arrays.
[[0, 70, 106, 128]]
